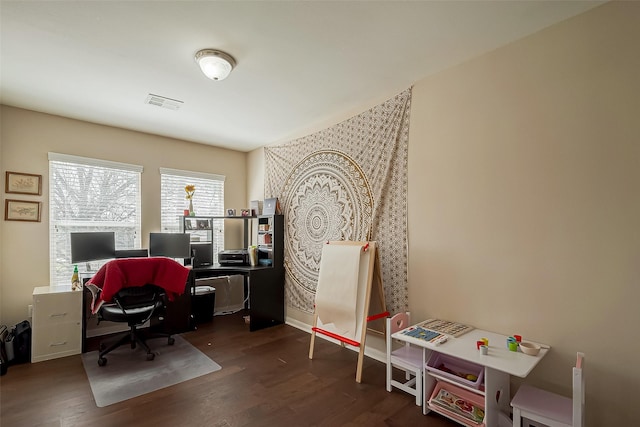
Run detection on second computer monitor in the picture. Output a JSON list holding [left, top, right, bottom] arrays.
[[114, 248, 149, 258], [149, 233, 191, 259], [191, 242, 213, 267]]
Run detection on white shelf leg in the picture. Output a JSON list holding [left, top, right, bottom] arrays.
[[422, 348, 436, 415], [484, 367, 511, 427]]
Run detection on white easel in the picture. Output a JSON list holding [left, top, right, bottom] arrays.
[[308, 240, 388, 383]]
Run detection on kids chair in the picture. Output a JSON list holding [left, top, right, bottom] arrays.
[[386, 312, 423, 405], [511, 352, 585, 427]]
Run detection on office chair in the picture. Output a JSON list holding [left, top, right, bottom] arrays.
[[386, 312, 423, 405], [96, 284, 174, 366], [511, 352, 585, 427]]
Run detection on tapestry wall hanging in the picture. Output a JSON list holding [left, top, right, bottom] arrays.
[[264, 88, 411, 316]]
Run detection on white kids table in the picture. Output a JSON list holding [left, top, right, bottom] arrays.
[[392, 322, 550, 427]]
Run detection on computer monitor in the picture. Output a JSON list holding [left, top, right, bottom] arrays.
[[149, 233, 191, 258], [70, 232, 116, 264], [114, 248, 149, 258], [191, 242, 213, 267]]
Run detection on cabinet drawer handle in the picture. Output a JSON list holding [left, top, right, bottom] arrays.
[[50, 341, 68, 347], [49, 312, 68, 318]]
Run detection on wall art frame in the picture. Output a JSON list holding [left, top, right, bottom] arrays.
[[5, 171, 42, 195], [5, 199, 42, 222]]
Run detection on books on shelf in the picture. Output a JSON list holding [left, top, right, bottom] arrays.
[[430, 387, 485, 425], [258, 233, 272, 246]]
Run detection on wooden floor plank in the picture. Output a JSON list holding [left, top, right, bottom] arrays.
[[0, 311, 457, 427]]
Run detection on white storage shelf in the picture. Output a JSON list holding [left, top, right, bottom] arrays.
[[32, 285, 82, 362], [395, 326, 550, 427], [424, 353, 486, 426]]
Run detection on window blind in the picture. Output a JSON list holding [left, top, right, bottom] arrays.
[[49, 153, 142, 284], [159, 168, 225, 258]]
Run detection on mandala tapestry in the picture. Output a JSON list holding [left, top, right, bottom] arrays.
[[264, 88, 411, 316]]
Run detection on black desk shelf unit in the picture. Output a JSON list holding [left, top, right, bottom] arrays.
[[186, 214, 284, 332], [252, 214, 284, 330], [182, 215, 258, 263]]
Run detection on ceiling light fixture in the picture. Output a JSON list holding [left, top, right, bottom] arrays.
[[195, 49, 236, 81]]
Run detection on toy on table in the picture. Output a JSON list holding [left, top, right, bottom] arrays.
[[401, 326, 447, 344], [418, 318, 474, 338]]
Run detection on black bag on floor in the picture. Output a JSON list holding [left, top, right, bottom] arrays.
[[4, 320, 31, 365], [0, 324, 8, 375]]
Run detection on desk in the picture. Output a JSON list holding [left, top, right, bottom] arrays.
[[393, 325, 550, 427], [192, 264, 284, 332], [81, 262, 284, 351]]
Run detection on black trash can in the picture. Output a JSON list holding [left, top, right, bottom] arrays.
[[192, 286, 216, 324]]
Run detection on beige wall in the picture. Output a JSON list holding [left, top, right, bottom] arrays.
[[408, 3, 638, 426], [251, 3, 639, 426], [0, 106, 248, 325]]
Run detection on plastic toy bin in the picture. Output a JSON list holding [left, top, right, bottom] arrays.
[[428, 380, 485, 427], [426, 352, 484, 389]]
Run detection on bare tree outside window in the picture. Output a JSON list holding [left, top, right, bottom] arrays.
[[49, 155, 141, 284]]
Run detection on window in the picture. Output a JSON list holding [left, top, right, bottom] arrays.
[[159, 168, 225, 256], [49, 153, 142, 284]]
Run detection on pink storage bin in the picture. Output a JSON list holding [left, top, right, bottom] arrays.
[[426, 352, 484, 389], [428, 381, 485, 427]]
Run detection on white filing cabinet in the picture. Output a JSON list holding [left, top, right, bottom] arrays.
[[31, 285, 82, 362]]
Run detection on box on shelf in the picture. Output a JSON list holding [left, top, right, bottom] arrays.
[[426, 352, 484, 390], [428, 381, 485, 427]]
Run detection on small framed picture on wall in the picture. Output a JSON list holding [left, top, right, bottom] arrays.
[[5, 199, 42, 222], [5, 171, 42, 195]]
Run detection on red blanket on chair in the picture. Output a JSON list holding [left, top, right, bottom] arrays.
[[86, 257, 190, 314]]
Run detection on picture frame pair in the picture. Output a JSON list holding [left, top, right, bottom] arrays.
[[226, 208, 251, 217], [4, 171, 43, 222]]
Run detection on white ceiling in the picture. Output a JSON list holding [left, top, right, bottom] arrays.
[[0, 1, 604, 152]]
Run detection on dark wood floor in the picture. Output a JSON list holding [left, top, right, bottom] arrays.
[[0, 312, 457, 427]]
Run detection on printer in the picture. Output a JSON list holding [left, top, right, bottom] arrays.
[[218, 249, 249, 266]]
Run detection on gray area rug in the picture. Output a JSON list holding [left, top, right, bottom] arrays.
[[81, 334, 221, 407]]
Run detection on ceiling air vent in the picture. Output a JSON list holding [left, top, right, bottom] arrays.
[[145, 94, 183, 110]]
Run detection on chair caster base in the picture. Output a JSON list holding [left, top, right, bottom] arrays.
[[146, 352, 155, 361], [98, 357, 107, 367], [168, 337, 175, 345]]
